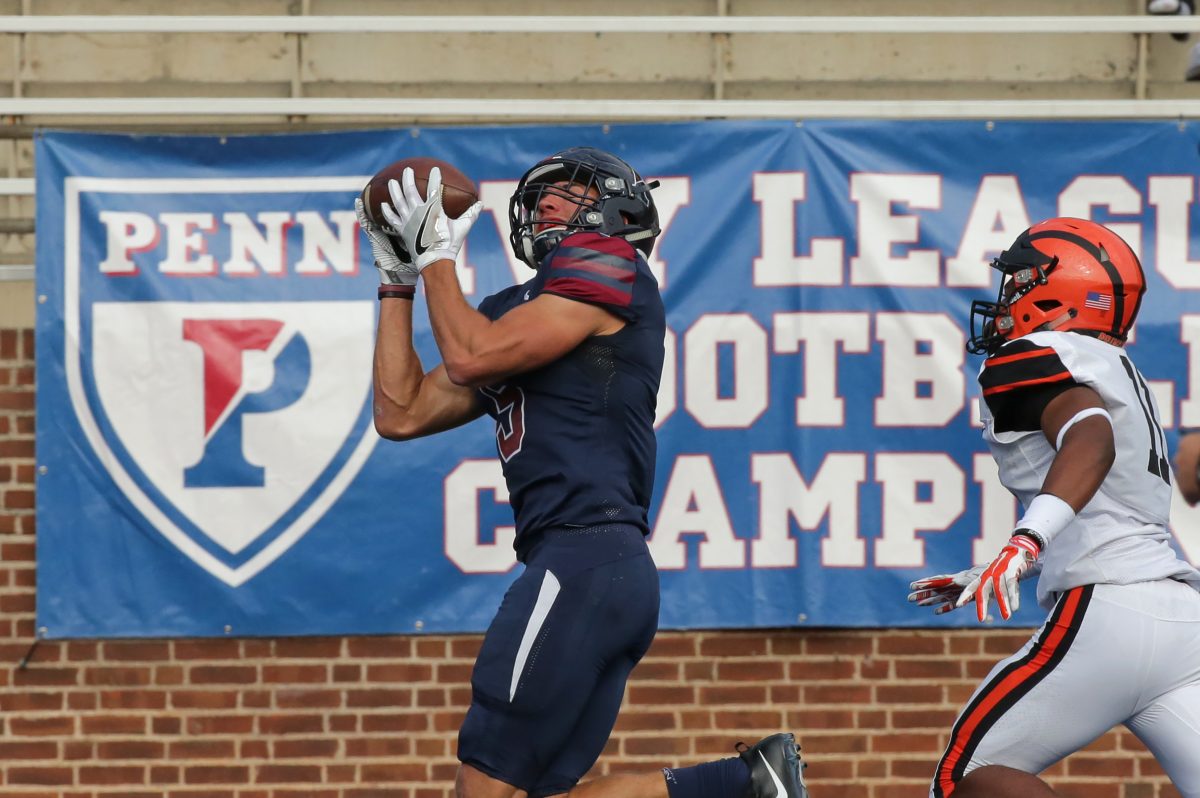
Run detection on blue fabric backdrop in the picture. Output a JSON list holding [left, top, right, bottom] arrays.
[[33, 120, 1200, 637]]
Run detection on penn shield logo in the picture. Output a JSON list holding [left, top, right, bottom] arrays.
[[64, 176, 377, 586]]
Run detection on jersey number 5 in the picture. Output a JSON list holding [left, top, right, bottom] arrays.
[[480, 384, 526, 462]]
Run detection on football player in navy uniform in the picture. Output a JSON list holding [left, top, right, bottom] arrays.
[[355, 148, 808, 798], [907, 219, 1200, 798]]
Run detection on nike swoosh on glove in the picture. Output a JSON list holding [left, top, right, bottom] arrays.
[[956, 531, 1041, 622]]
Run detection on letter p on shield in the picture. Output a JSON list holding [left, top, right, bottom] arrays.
[[182, 318, 311, 488]]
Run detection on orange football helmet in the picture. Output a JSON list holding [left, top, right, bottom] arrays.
[[967, 217, 1146, 355]]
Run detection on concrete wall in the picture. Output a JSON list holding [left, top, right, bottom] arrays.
[[2, 1, 1189, 108], [0, 1, 1196, 328]]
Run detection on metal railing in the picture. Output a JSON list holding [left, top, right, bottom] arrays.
[[3, 97, 1198, 120], [0, 15, 1196, 34], [0, 266, 31, 282], [0, 178, 32, 195], [0, 179, 31, 281]]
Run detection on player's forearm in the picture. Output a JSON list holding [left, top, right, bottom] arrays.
[[420, 261, 496, 384], [371, 299, 428, 438]]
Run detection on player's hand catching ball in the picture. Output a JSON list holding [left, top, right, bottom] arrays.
[[355, 197, 417, 286], [382, 166, 484, 272]]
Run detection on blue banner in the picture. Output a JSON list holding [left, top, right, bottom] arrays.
[[34, 121, 1200, 637]]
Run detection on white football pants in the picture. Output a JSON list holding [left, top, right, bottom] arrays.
[[930, 578, 1200, 798]]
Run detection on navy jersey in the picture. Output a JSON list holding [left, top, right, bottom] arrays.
[[476, 232, 665, 558]]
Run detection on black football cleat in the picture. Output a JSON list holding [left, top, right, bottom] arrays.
[[737, 732, 810, 798]]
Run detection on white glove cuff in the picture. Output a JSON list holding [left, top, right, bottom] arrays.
[[415, 251, 457, 272], [1016, 493, 1076, 549]]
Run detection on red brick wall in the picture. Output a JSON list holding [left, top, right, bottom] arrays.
[[0, 327, 1182, 798]]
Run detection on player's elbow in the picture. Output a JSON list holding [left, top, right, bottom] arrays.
[[373, 416, 411, 441], [372, 409, 425, 442], [443, 356, 492, 389]]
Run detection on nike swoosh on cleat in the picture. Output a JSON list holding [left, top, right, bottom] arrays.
[[758, 751, 787, 798]]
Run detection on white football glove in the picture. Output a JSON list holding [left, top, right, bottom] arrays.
[[380, 166, 484, 272], [956, 532, 1042, 622], [907, 564, 986, 616], [354, 197, 417, 286]]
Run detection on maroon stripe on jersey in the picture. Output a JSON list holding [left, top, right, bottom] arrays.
[[979, 342, 1071, 397], [544, 277, 632, 308], [554, 254, 636, 283], [932, 586, 1093, 798], [545, 232, 637, 308], [551, 235, 636, 282]]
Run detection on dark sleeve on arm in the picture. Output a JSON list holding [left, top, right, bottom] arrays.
[[979, 340, 1080, 434], [541, 232, 640, 323], [477, 292, 498, 320]]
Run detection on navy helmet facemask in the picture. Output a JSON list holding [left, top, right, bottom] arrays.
[[508, 146, 661, 268]]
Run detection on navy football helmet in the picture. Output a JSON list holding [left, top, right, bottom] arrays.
[[508, 147, 661, 267]]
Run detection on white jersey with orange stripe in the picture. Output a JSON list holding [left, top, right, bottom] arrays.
[[977, 330, 1200, 609]]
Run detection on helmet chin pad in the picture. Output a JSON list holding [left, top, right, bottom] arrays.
[[528, 228, 572, 265]]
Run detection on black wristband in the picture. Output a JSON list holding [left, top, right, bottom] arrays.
[[378, 285, 415, 300], [1012, 528, 1046, 551]]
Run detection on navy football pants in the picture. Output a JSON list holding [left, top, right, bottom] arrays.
[[458, 524, 660, 797]]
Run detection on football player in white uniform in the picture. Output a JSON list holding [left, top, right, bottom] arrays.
[[908, 218, 1200, 798]]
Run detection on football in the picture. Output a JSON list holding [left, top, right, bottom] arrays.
[[360, 157, 479, 225]]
